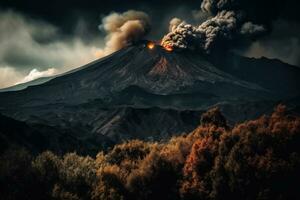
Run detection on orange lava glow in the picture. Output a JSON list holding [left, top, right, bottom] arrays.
[[147, 42, 155, 49], [163, 45, 173, 52]]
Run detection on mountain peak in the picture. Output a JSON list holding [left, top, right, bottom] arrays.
[[0, 41, 300, 147], [0, 42, 299, 110]]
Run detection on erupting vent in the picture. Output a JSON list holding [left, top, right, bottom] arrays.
[[163, 44, 173, 52], [146, 41, 173, 52], [147, 41, 155, 49]]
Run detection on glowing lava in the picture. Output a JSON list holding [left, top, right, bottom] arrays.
[[163, 45, 173, 52], [147, 41, 173, 52], [147, 42, 155, 50]]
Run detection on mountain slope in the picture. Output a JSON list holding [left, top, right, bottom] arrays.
[[0, 113, 113, 155], [0, 42, 275, 109], [210, 53, 300, 97], [0, 76, 53, 92], [0, 41, 299, 152]]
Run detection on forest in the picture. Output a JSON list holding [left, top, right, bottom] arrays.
[[1, 105, 299, 200]]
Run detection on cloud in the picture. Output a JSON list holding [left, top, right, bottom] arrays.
[[0, 66, 57, 89], [161, 1, 266, 53], [96, 10, 151, 56], [0, 10, 105, 89], [0, 67, 23, 88], [240, 22, 265, 36], [168, 18, 183, 32], [242, 19, 300, 66], [243, 38, 300, 66], [16, 68, 57, 85], [0, 10, 151, 89], [200, 0, 233, 13], [158, 0, 298, 66]]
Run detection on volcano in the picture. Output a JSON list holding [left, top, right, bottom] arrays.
[[1, 41, 300, 153]]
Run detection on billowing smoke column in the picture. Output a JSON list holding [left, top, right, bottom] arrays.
[[96, 10, 151, 57], [161, 0, 266, 53]]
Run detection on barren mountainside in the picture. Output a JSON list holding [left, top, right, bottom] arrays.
[[0, 41, 300, 152]]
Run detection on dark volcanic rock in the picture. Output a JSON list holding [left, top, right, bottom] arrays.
[[0, 41, 300, 153]]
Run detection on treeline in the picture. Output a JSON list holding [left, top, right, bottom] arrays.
[[0, 105, 299, 200]]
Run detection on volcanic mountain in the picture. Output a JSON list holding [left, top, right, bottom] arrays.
[[1, 41, 300, 153]]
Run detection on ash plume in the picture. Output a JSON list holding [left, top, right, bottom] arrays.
[[168, 18, 183, 31], [201, 0, 235, 13], [98, 10, 151, 56], [161, 0, 267, 53]]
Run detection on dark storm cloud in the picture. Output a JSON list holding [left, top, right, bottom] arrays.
[[0, 10, 104, 88], [243, 19, 300, 66], [0, 0, 298, 37], [0, 0, 198, 37]]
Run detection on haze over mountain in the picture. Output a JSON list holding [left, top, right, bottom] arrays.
[[0, 41, 300, 153]]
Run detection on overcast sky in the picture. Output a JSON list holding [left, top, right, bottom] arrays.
[[0, 0, 299, 88]]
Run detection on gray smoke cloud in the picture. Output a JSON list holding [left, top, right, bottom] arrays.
[[97, 10, 151, 56], [161, 0, 266, 53], [201, 0, 234, 13]]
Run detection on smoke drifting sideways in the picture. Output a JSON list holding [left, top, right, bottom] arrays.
[[96, 10, 151, 57], [161, 0, 268, 53]]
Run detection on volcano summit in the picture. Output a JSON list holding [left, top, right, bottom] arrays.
[[0, 41, 300, 153]]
